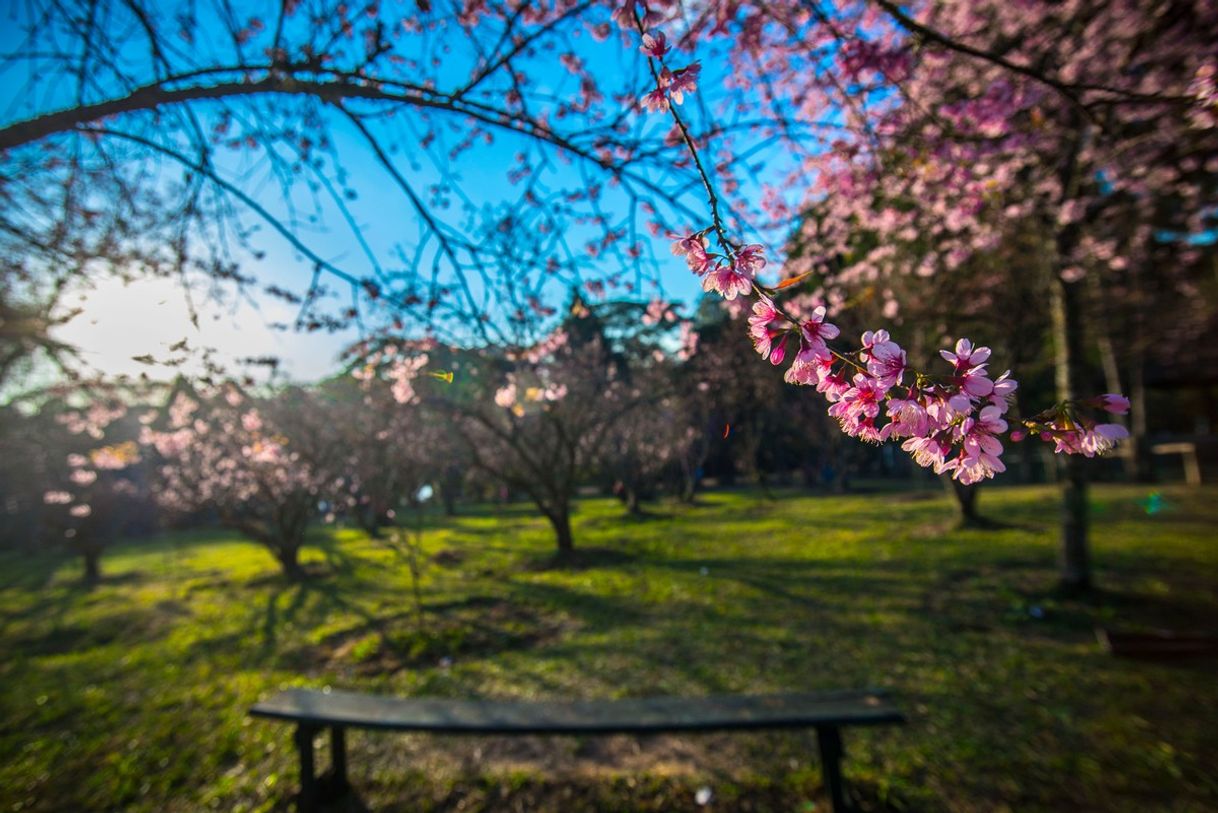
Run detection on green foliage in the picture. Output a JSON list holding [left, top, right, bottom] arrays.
[[1, 486, 1216, 811]]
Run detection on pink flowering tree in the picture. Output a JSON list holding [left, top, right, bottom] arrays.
[[356, 299, 665, 554], [603, 393, 687, 514], [613, 0, 1213, 589], [592, 299, 692, 513], [142, 384, 335, 578], [329, 363, 462, 535], [34, 398, 146, 584]]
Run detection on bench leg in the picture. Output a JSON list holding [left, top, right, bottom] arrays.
[[329, 726, 349, 794], [295, 724, 319, 813], [817, 726, 849, 813]]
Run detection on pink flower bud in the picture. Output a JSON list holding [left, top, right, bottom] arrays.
[[1099, 394, 1131, 414]]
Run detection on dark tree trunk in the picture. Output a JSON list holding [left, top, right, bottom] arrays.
[[1129, 349, 1153, 483], [275, 544, 305, 579], [679, 459, 698, 503], [548, 507, 575, 554], [359, 505, 385, 539], [624, 485, 641, 515], [943, 476, 983, 526], [441, 466, 461, 516], [82, 548, 101, 585], [1051, 273, 1091, 592], [1128, 264, 1153, 483]]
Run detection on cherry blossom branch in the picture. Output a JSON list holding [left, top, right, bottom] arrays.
[[622, 1, 1131, 483], [632, 13, 734, 259]]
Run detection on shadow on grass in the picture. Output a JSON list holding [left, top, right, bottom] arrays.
[[524, 547, 638, 572], [955, 514, 1034, 532], [506, 581, 648, 629], [648, 555, 925, 610]]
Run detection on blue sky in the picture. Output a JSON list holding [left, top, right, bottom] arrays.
[[0, 3, 801, 382]]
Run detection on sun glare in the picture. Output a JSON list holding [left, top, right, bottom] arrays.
[[53, 277, 350, 381]]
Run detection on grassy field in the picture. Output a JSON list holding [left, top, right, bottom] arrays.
[[1, 483, 1216, 812]]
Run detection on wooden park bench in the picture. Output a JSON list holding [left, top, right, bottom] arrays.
[[251, 687, 904, 813]]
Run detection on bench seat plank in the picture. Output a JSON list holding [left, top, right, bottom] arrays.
[[251, 687, 902, 735]]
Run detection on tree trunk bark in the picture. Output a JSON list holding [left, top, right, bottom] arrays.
[[360, 506, 384, 539], [441, 466, 461, 516], [549, 507, 575, 554], [1129, 344, 1153, 482], [276, 544, 305, 579], [624, 485, 641, 515], [1096, 322, 1138, 481], [943, 476, 982, 526], [679, 457, 699, 502], [82, 548, 101, 585], [1051, 274, 1091, 592]]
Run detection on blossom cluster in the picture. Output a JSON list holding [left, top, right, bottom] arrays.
[[140, 390, 325, 512], [1014, 395, 1132, 457], [640, 63, 701, 112], [672, 231, 766, 301], [44, 404, 142, 527], [494, 375, 569, 415], [751, 291, 1023, 483], [616, 1, 1130, 480], [677, 227, 1131, 481]]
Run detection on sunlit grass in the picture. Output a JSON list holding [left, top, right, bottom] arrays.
[[1, 484, 1215, 811]]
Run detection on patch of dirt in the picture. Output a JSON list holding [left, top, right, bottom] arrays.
[[327, 731, 908, 812]]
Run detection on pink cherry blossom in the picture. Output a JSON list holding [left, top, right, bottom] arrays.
[[827, 373, 887, 437], [494, 382, 518, 408], [640, 31, 669, 59], [865, 340, 907, 389], [880, 396, 930, 440], [640, 87, 668, 112], [902, 435, 952, 473], [671, 233, 712, 275], [798, 306, 840, 358], [748, 297, 783, 360], [665, 63, 700, 104], [701, 263, 753, 301], [70, 469, 98, 486], [642, 299, 668, 326], [940, 338, 991, 371], [1082, 424, 1130, 455], [733, 244, 767, 276], [1094, 394, 1131, 414], [1050, 423, 1130, 457]]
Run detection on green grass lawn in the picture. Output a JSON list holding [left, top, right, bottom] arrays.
[[2, 484, 1216, 812]]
